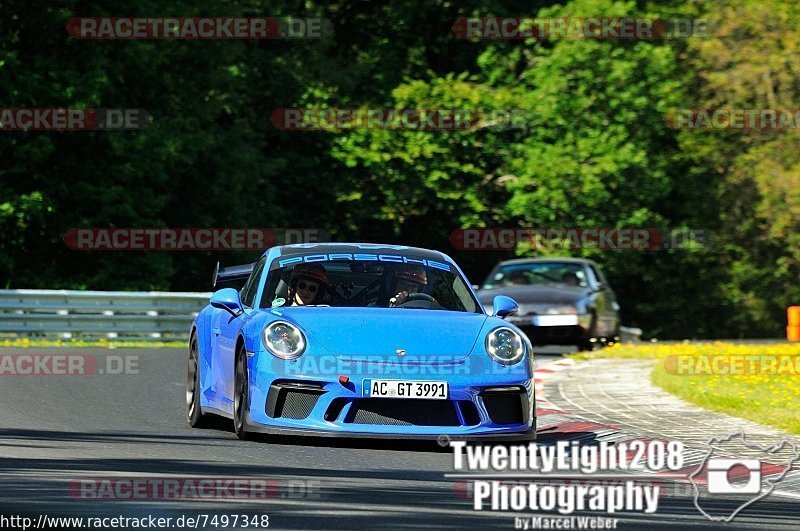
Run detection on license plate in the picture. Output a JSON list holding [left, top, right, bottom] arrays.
[[363, 379, 448, 400], [533, 314, 579, 326]]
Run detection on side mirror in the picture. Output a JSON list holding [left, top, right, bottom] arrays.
[[492, 295, 519, 319], [210, 288, 244, 316]]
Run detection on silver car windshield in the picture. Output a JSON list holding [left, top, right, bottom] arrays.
[[484, 262, 588, 288]]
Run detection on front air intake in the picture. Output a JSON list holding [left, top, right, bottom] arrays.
[[481, 387, 528, 425], [346, 398, 460, 426], [266, 382, 325, 420]]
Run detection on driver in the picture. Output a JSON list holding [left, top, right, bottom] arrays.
[[389, 267, 429, 307], [561, 270, 580, 286], [504, 271, 529, 286], [288, 263, 329, 306]]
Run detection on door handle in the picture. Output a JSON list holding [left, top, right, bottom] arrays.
[[213, 327, 221, 335]]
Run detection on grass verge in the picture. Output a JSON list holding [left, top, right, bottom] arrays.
[[0, 338, 186, 348], [573, 341, 800, 435]]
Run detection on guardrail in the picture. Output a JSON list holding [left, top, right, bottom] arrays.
[[0, 289, 211, 339], [0, 289, 649, 342]]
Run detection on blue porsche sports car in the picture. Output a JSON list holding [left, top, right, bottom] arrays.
[[187, 243, 535, 441]]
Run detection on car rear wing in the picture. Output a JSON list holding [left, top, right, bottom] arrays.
[[212, 261, 255, 289]]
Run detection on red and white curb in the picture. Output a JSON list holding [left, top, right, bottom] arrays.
[[534, 357, 574, 413]]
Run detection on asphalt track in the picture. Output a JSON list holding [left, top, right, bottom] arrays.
[[0, 347, 799, 530]]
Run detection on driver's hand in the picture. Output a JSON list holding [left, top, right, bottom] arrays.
[[389, 290, 409, 307]]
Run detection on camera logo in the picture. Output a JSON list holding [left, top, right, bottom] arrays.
[[706, 458, 761, 494], [691, 431, 800, 522]]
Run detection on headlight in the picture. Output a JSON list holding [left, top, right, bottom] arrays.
[[262, 321, 306, 359], [544, 305, 578, 315], [485, 327, 525, 365]]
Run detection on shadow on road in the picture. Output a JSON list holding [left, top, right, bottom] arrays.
[[2, 428, 800, 529]]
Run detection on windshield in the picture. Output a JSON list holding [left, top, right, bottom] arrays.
[[483, 262, 588, 289], [260, 259, 481, 313]]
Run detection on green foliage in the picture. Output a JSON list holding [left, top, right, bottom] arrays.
[[0, 0, 797, 337]]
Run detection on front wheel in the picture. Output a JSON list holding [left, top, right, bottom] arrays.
[[577, 313, 599, 352], [187, 334, 211, 428], [577, 340, 597, 352], [233, 345, 253, 440]]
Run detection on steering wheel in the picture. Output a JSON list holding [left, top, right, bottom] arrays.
[[393, 292, 440, 309], [403, 292, 436, 303]]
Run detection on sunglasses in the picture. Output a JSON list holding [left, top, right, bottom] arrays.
[[297, 281, 318, 293]]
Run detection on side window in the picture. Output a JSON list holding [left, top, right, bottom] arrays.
[[241, 258, 266, 308], [588, 264, 604, 286], [451, 277, 477, 313]]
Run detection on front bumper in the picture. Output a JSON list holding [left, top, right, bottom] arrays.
[[241, 421, 536, 441], [517, 324, 592, 345], [245, 353, 535, 440], [507, 314, 592, 345]]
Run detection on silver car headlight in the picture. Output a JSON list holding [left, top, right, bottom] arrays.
[[485, 326, 525, 365], [263, 321, 306, 359]]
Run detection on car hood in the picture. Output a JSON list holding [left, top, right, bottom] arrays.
[[477, 284, 590, 308], [270, 307, 487, 361]]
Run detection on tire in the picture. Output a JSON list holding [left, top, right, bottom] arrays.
[[525, 413, 538, 441], [233, 345, 253, 440], [577, 340, 596, 352], [577, 313, 598, 352], [187, 333, 211, 428]]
